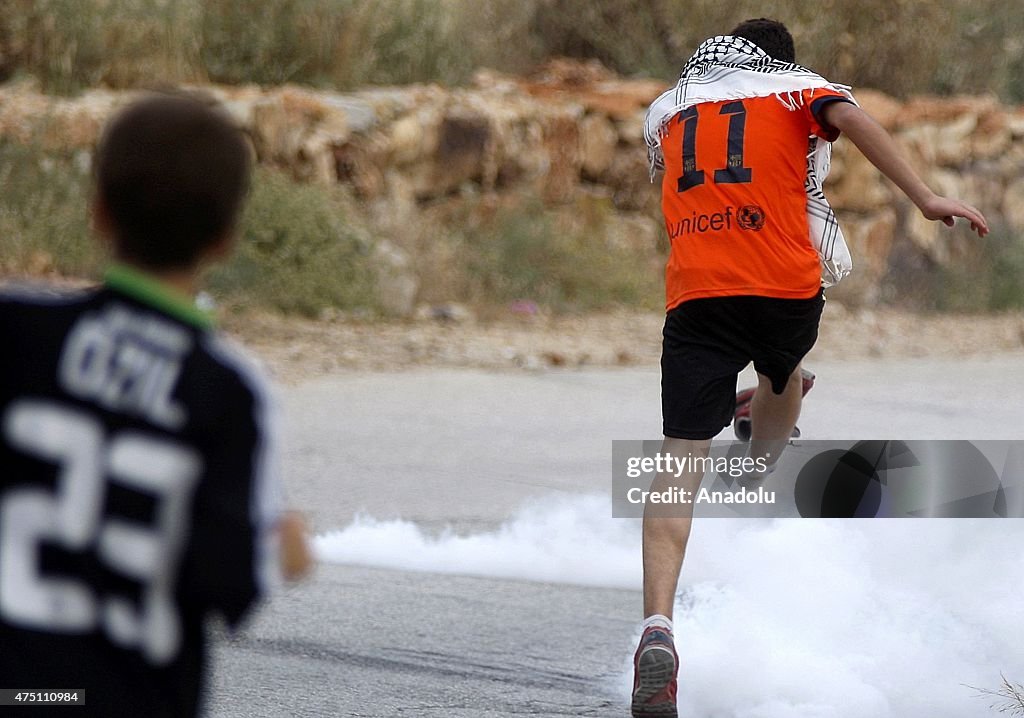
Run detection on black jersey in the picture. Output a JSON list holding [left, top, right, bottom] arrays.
[[0, 265, 282, 717]]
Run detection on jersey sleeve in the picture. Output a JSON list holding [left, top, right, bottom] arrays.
[[803, 87, 854, 142], [181, 342, 285, 629]]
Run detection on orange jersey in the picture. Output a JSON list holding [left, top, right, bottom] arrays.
[[658, 88, 849, 310]]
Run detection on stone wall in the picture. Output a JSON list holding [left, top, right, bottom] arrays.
[[2, 60, 1022, 305]]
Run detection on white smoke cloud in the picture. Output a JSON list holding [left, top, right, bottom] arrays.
[[316, 496, 1024, 718]]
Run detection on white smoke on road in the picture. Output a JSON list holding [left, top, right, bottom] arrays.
[[316, 495, 1024, 718]]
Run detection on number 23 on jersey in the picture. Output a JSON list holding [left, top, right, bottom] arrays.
[[1, 399, 201, 665]]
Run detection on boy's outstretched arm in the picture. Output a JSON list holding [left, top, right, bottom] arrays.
[[822, 102, 989, 236]]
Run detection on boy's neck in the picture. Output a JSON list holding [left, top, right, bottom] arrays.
[[151, 268, 198, 298], [105, 262, 213, 329], [115, 261, 199, 298]]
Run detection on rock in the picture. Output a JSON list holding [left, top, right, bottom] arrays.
[[350, 86, 433, 125], [1007, 110, 1024, 138], [250, 91, 308, 163], [425, 110, 491, 197], [897, 102, 985, 167], [372, 240, 419, 317], [829, 209, 897, 305], [964, 160, 1011, 210], [380, 99, 494, 200], [218, 97, 258, 130], [60, 93, 116, 148], [528, 58, 619, 86], [388, 108, 441, 166], [542, 351, 567, 367], [539, 110, 582, 204], [367, 170, 418, 228], [900, 95, 998, 126], [414, 303, 474, 324], [971, 109, 1011, 159], [249, 86, 360, 184], [581, 80, 666, 121], [318, 92, 378, 134], [519, 59, 662, 121], [896, 122, 940, 166], [27, 250, 54, 275], [903, 201, 947, 263], [855, 89, 902, 130], [299, 130, 340, 184], [334, 132, 389, 199], [928, 167, 965, 199], [485, 110, 544, 188], [73, 149, 92, 176], [604, 151, 659, 212], [826, 140, 892, 211], [1003, 177, 1024, 229], [471, 68, 521, 94], [934, 113, 977, 166], [823, 298, 848, 318], [579, 113, 618, 179], [614, 112, 646, 146]]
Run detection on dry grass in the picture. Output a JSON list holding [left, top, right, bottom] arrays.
[[967, 674, 1024, 716], [2, 0, 1023, 100]]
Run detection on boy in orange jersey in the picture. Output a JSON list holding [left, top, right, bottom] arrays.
[[631, 19, 988, 718]]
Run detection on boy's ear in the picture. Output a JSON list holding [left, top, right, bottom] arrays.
[[90, 194, 116, 245]]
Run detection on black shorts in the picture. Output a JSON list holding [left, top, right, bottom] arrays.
[[661, 290, 824, 440]]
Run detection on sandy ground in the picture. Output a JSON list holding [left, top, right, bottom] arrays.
[[4, 275, 1021, 377], [223, 304, 1024, 383]]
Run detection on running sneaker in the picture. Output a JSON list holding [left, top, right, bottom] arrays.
[[631, 625, 679, 717], [733, 367, 816, 441]]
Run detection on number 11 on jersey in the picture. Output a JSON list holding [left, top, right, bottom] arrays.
[[676, 100, 753, 193]]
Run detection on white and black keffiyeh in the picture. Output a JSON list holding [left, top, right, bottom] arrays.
[[644, 35, 855, 287]]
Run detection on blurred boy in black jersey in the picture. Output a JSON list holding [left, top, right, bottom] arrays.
[[0, 93, 312, 717]]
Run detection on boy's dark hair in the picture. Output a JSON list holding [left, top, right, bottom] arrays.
[[95, 93, 251, 270], [730, 18, 796, 63]]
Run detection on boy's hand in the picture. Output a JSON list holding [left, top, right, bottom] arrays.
[[823, 102, 990, 238], [278, 511, 314, 581], [919, 194, 989, 237]]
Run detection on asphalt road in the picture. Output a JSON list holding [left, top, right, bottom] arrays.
[[205, 354, 1024, 718], [207, 565, 634, 717]]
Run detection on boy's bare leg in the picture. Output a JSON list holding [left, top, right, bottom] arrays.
[[634, 437, 709, 717], [642, 437, 712, 619], [747, 364, 805, 470]]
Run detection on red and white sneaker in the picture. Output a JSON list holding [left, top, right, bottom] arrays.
[[733, 367, 816, 442], [631, 625, 679, 717]]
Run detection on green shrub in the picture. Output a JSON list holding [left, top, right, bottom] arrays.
[[438, 194, 662, 312], [208, 168, 379, 316], [912, 229, 1024, 312], [0, 147, 381, 316], [0, 141, 98, 275]]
